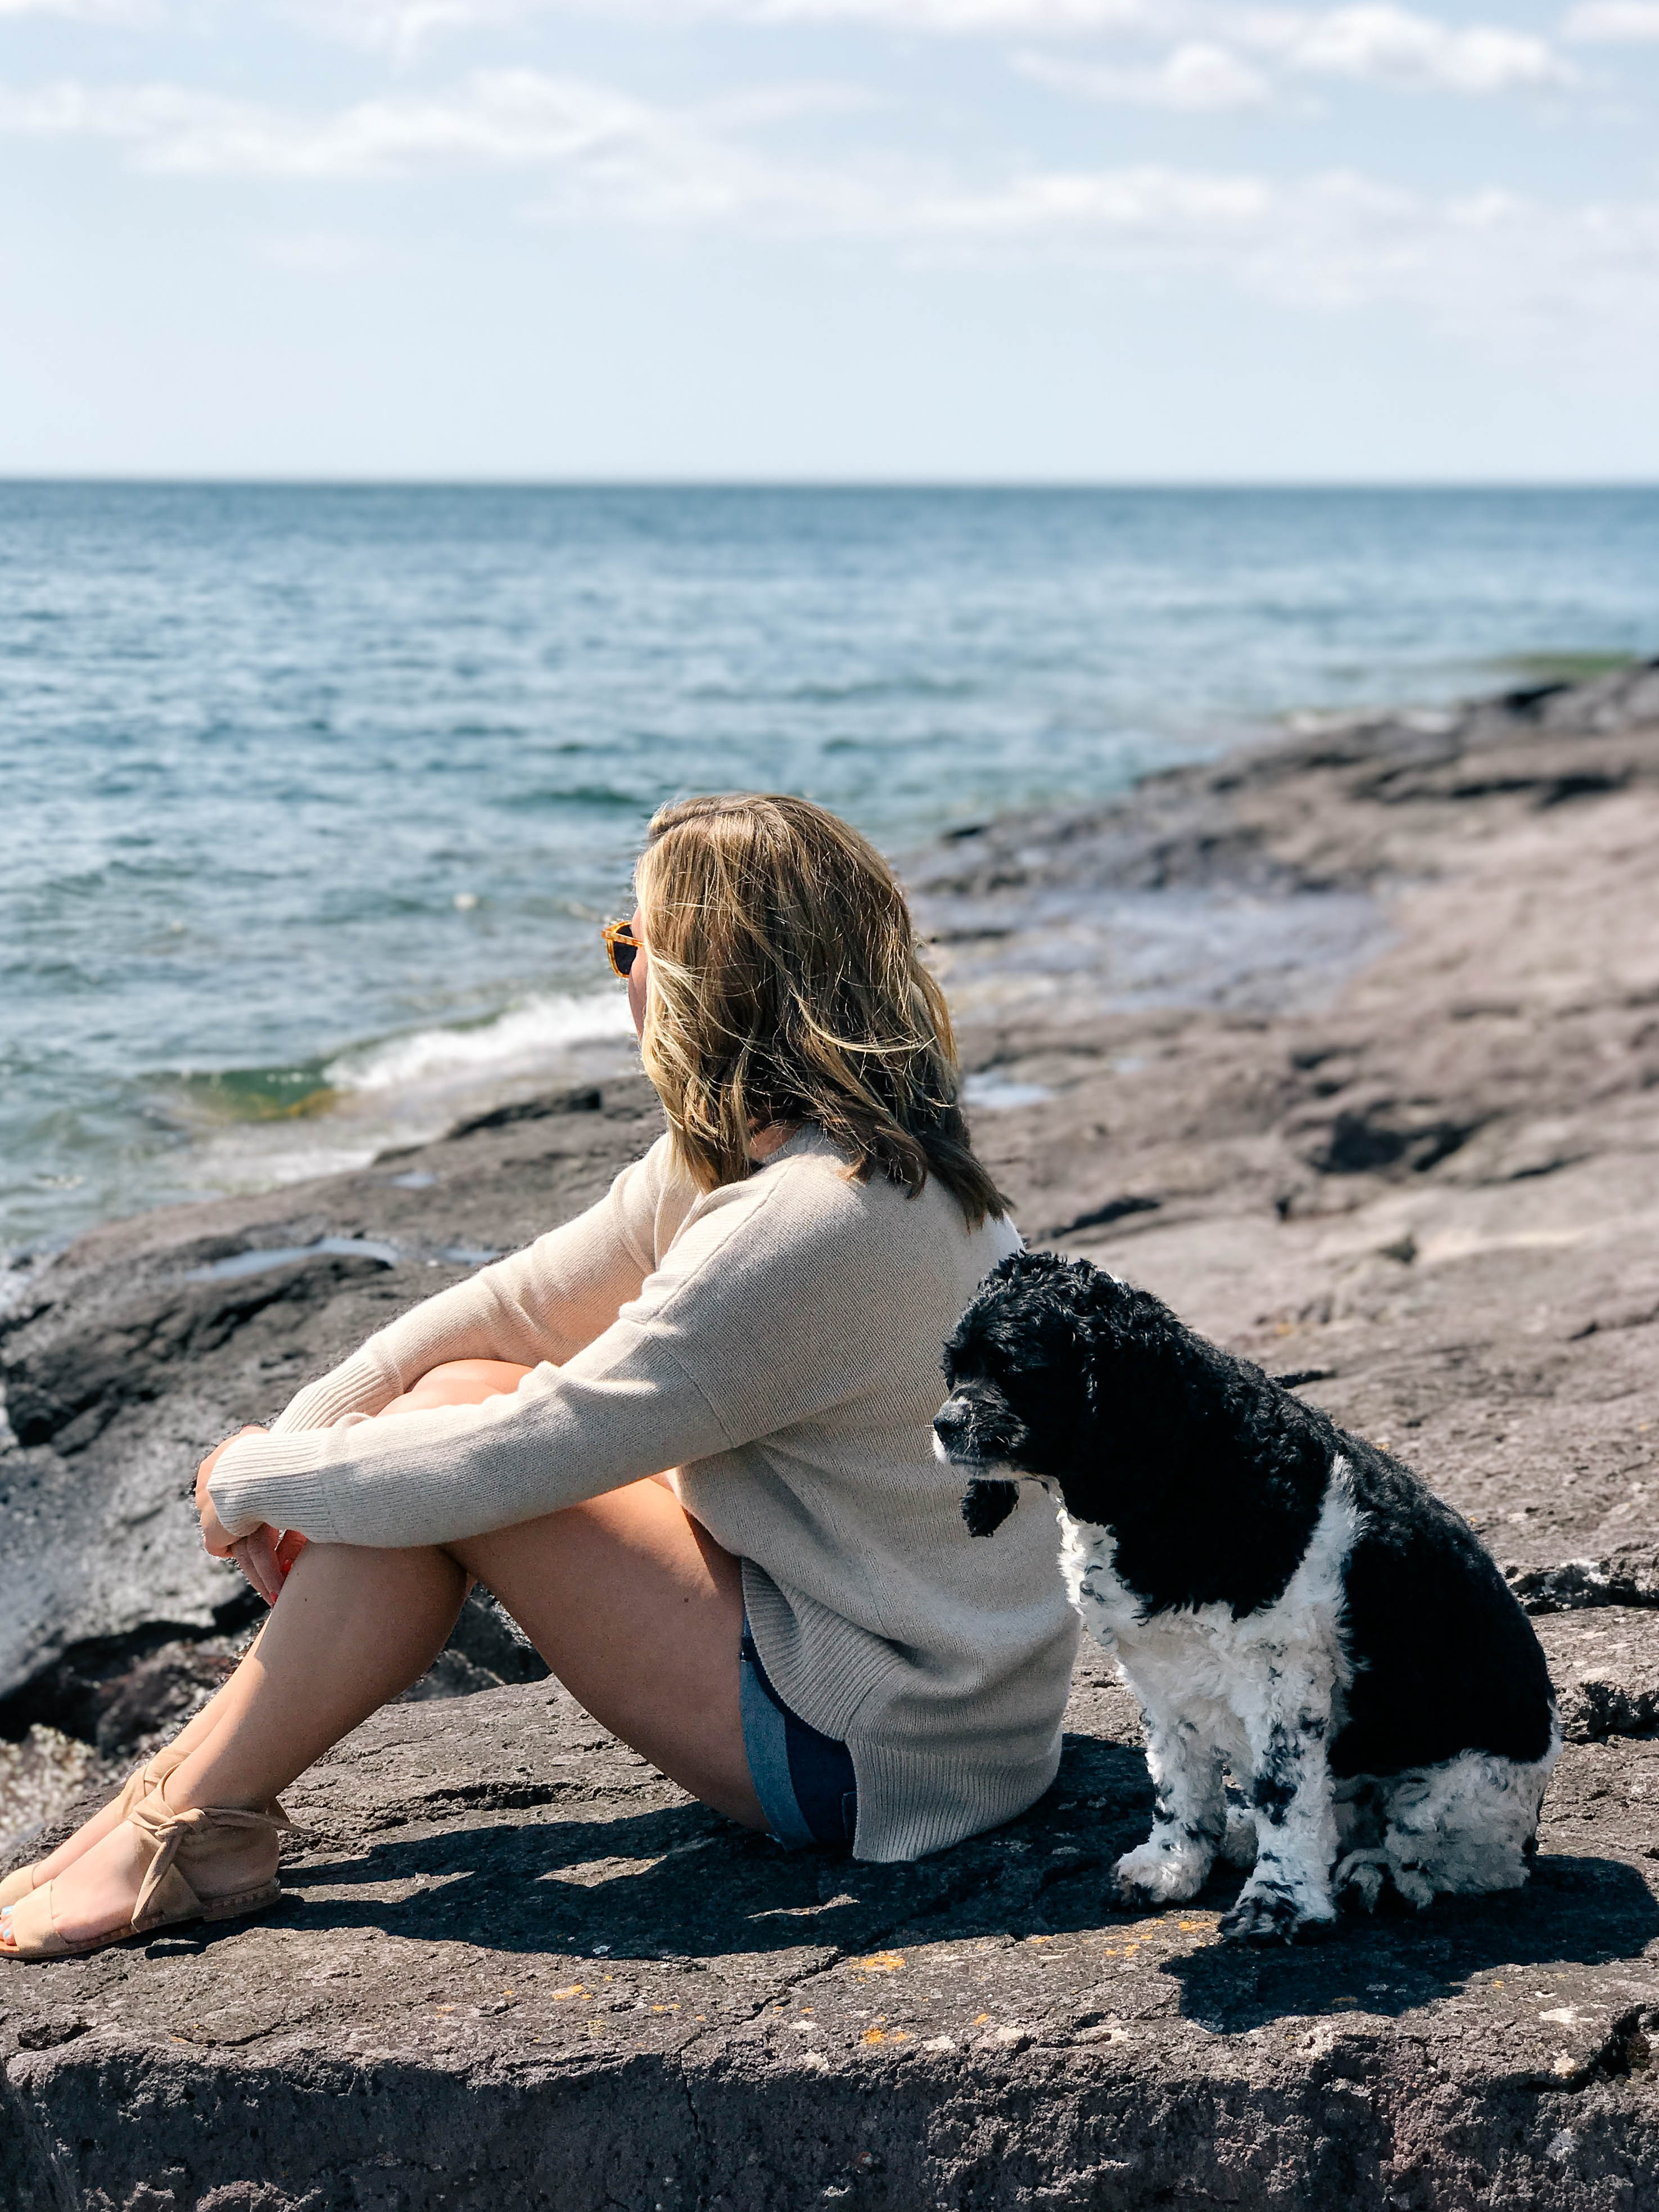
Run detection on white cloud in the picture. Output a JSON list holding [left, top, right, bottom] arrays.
[[290, 0, 1167, 35], [1016, 40, 1272, 107], [0, 0, 155, 16], [282, 0, 1578, 88], [0, 71, 708, 187], [1016, 9, 1570, 108], [736, 0, 1155, 20], [0, 66, 896, 231], [1251, 6, 1569, 91], [3, 64, 1653, 353], [1561, 1, 1659, 38], [286, 0, 545, 58], [885, 160, 1659, 370], [913, 160, 1272, 235]]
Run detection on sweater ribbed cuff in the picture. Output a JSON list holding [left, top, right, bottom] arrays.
[[268, 1342, 403, 1434], [209, 1431, 347, 1544]]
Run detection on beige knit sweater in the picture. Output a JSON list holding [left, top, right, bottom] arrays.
[[210, 1126, 1077, 1861]]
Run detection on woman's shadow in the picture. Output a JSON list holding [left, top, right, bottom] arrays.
[[263, 1729, 1659, 2034]]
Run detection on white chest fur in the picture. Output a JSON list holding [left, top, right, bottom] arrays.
[[1058, 1474, 1361, 1766]]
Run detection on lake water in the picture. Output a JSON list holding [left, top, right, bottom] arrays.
[[5, 482, 1657, 1255]]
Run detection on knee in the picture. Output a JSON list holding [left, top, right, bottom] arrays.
[[385, 1359, 533, 1415], [424, 1358, 531, 1394]]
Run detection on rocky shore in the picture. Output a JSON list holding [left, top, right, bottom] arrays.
[[3, 663, 1658, 2209]]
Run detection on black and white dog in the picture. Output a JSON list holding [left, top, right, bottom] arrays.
[[935, 1252, 1559, 1945]]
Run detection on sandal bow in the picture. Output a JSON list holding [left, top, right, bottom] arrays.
[[128, 1798, 291, 1930], [2, 1795, 290, 1963]]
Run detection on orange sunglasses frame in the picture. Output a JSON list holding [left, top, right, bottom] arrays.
[[602, 919, 639, 979]]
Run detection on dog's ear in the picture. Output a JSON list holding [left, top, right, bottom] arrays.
[[962, 1478, 1021, 1538], [1067, 1265, 1204, 1492]]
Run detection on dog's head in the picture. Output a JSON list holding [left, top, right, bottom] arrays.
[[936, 1250, 1142, 1536], [937, 1249, 1330, 1541]]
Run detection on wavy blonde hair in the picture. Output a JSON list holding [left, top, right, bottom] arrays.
[[634, 793, 1006, 1227]]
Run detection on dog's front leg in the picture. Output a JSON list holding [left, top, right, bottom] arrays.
[[1111, 1700, 1226, 1908], [1218, 1673, 1339, 1945]]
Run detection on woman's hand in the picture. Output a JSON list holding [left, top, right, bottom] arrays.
[[196, 1427, 308, 1603], [195, 1425, 263, 1553], [230, 1525, 308, 1606]]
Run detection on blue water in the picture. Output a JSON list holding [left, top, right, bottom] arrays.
[[4, 482, 1657, 1254]]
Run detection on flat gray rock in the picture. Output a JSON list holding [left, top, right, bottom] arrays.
[[2, 1646, 1657, 2211]]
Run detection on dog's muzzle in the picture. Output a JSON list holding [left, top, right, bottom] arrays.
[[932, 1393, 983, 1467], [933, 1386, 1029, 1468], [934, 1392, 1026, 1539]]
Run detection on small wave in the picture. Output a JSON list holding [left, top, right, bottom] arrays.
[[517, 785, 652, 812], [326, 991, 634, 1094], [174, 1064, 338, 1124]]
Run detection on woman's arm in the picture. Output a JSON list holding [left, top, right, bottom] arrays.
[[267, 1136, 679, 1435], [207, 1319, 733, 1548], [207, 1161, 880, 1549]]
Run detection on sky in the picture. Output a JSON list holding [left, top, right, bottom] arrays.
[[2, 0, 1657, 479]]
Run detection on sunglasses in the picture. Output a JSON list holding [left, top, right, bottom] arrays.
[[602, 919, 640, 979]]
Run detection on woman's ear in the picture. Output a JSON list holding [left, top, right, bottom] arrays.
[[626, 906, 649, 1042]]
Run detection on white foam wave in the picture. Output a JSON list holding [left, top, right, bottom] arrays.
[[327, 991, 635, 1094]]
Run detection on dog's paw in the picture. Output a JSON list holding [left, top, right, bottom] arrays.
[[1387, 1861, 1437, 1911], [1334, 1851, 1387, 1914], [1218, 1882, 1336, 1947], [1111, 1840, 1209, 1907]]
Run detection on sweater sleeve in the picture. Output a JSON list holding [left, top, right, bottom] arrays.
[[208, 1156, 876, 1548], [209, 1320, 736, 1548], [266, 1136, 677, 1437]]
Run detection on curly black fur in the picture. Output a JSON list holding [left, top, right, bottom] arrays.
[[939, 1250, 1333, 1616], [937, 1250, 1555, 1775], [961, 1478, 1021, 1538]]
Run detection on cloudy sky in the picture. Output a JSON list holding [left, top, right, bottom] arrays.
[[3, 0, 1656, 477]]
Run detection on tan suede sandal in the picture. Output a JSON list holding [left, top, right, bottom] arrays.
[[0, 1741, 191, 1913], [0, 1794, 290, 1962]]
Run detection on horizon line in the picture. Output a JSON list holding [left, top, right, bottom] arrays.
[[2, 473, 1658, 495]]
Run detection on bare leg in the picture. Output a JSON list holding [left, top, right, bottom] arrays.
[[1, 1360, 525, 1896], [13, 1622, 270, 1895], [7, 1361, 765, 1947], [166, 1541, 472, 1812], [447, 1481, 761, 1825], [162, 1473, 765, 1826]]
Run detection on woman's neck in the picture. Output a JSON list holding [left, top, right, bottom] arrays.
[[749, 1122, 799, 1164]]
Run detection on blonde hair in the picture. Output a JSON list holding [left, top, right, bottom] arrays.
[[634, 793, 1006, 1228]]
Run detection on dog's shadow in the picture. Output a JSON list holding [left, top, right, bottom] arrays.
[[139, 1725, 1656, 2037], [1043, 1737, 1659, 2031], [1153, 1851, 1659, 2032]]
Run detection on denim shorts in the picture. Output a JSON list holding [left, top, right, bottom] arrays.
[[739, 1619, 857, 1850]]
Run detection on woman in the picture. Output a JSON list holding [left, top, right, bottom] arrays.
[[2, 794, 1075, 1960]]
